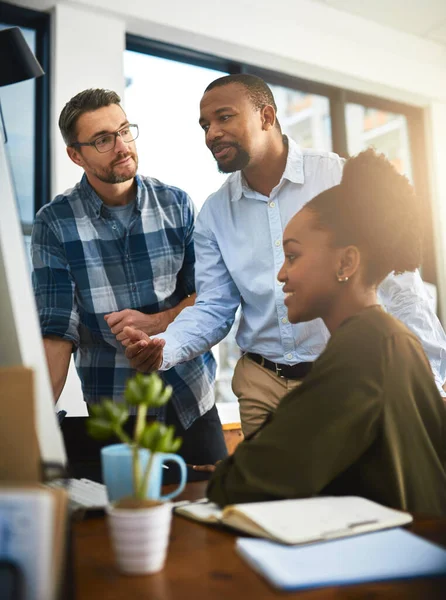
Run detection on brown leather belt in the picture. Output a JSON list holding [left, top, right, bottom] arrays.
[[247, 353, 312, 380]]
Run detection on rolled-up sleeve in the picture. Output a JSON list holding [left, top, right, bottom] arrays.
[[31, 213, 79, 347], [378, 270, 446, 395]]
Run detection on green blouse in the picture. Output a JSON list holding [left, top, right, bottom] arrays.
[[208, 306, 446, 516]]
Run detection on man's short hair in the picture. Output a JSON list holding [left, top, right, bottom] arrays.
[[204, 74, 280, 130], [59, 88, 121, 146]]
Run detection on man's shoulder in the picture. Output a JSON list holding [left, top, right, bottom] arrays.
[[137, 174, 190, 202], [301, 147, 344, 167], [298, 148, 344, 188], [35, 182, 82, 223], [202, 173, 236, 206]]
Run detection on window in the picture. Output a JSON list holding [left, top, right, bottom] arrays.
[[271, 85, 332, 151], [346, 103, 412, 179], [0, 3, 50, 239], [124, 50, 228, 211]]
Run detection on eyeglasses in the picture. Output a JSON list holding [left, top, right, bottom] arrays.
[[71, 124, 139, 153]]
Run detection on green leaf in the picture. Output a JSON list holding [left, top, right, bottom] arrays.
[[124, 377, 145, 406], [158, 425, 182, 453], [169, 437, 182, 453], [150, 385, 173, 408], [158, 425, 174, 452], [88, 403, 106, 418], [86, 418, 114, 441], [102, 399, 129, 427], [142, 374, 163, 405], [139, 423, 183, 453], [140, 422, 164, 451], [124, 373, 173, 410]]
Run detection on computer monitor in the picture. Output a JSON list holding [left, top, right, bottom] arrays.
[[0, 129, 67, 470]]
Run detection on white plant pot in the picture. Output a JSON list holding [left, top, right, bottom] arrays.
[[106, 501, 173, 574]]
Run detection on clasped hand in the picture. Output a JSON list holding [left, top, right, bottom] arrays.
[[104, 309, 166, 372]]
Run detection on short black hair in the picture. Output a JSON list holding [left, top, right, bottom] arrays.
[[305, 148, 423, 286], [59, 88, 121, 146], [204, 74, 281, 131]]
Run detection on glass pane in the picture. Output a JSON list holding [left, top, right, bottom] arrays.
[[0, 24, 36, 225], [270, 85, 332, 152], [124, 52, 227, 210], [346, 104, 413, 180], [124, 51, 238, 401]]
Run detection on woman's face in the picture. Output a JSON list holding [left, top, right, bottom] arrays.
[[278, 208, 342, 325]]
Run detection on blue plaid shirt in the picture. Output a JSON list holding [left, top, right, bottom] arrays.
[[31, 174, 216, 428]]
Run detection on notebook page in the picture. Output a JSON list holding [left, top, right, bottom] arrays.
[[175, 501, 223, 523], [224, 496, 412, 545]]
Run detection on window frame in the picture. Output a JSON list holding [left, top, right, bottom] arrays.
[[0, 1, 50, 232], [126, 35, 438, 309]]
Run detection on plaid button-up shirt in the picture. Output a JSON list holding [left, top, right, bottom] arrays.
[[31, 174, 216, 429]]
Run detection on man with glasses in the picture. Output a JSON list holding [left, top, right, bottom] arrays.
[[31, 88, 227, 481]]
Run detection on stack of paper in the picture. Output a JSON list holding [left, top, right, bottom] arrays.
[[236, 528, 446, 591]]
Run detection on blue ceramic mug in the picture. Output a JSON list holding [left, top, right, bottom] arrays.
[[101, 443, 187, 503]]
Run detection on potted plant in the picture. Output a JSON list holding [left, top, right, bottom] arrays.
[[86, 372, 185, 575]]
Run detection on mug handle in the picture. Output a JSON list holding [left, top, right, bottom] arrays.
[[159, 454, 187, 501]]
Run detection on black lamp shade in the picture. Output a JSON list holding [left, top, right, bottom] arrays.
[[0, 26, 44, 87]]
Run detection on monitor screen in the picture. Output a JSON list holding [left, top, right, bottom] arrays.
[[0, 130, 66, 470]]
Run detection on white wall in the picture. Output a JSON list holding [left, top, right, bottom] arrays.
[[8, 0, 446, 411], [51, 3, 125, 196], [75, 0, 446, 104]]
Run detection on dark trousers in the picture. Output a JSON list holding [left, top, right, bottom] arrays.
[[61, 403, 227, 485]]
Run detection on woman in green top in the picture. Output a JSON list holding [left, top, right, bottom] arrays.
[[207, 148, 446, 516]]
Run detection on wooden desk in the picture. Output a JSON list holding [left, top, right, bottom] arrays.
[[222, 422, 244, 454], [73, 482, 446, 599]]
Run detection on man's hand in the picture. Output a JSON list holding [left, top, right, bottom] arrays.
[[104, 309, 169, 346], [187, 460, 223, 473], [124, 326, 165, 373]]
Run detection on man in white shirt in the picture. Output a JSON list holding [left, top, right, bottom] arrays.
[[124, 74, 446, 438]]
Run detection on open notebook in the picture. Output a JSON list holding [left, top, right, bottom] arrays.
[[174, 496, 413, 545]]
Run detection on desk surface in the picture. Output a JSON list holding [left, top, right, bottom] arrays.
[[73, 482, 446, 600]]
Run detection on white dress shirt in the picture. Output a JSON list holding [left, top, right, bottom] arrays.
[[159, 138, 446, 393]]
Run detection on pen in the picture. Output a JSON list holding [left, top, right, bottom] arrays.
[[322, 519, 380, 539], [172, 497, 210, 508]]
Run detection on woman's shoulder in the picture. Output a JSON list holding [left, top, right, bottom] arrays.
[[339, 305, 415, 343], [320, 306, 415, 373]]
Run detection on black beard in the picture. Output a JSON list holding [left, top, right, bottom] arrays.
[[215, 145, 250, 174]]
